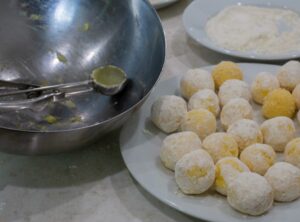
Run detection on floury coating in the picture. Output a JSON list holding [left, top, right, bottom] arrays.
[[206, 5, 300, 55]]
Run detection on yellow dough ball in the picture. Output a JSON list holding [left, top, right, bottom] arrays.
[[277, 60, 300, 91], [227, 119, 263, 151], [215, 157, 250, 196], [261, 117, 296, 152], [175, 149, 215, 194], [251, 72, 280, 104], [188, 89, 220, 116], [212, 61, 243, 89], [240, 143, 276, 175], [220, 98, 253, 130], [181, 109, 217, 140], [203, 133, 239, 163], [180, 69, 215, 99], [262, 88, 296, 119], [160, 132, 202, 171], [292, 84, 300, 109], [284, 138, 300, 168]]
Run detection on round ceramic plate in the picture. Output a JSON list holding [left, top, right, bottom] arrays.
[[149, 0, 179, 9], [183, 0, 300, 61], [120, 63, 300, 222]]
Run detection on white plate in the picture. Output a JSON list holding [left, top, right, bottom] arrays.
[[120, 63, 300, 222], [182, 0, 300, 61], [149, 0, 179, 9]]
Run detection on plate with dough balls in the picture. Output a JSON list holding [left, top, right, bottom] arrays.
[[120, 61, 300, 222]]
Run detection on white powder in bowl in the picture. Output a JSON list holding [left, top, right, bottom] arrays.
[[206, 5, 300, 55]]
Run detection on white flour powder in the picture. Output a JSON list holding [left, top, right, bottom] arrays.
[[206, 5, 300, 55]]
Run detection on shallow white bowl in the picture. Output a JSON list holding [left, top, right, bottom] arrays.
[[183, 0, 300, 61]]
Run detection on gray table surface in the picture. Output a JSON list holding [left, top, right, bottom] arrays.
[[0, 1, 281, 222]]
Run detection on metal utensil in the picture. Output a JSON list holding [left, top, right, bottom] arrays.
[[0, 79, 42, 98], [0, 65, 127, 99], [0, 79, 39, 90], [0, 91, 65, 112]]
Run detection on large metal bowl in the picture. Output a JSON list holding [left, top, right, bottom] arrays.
[[0, 0, 165, 154]]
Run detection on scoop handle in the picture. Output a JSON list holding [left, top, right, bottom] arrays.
[[0, 80, 40, 89], [0, 80, 92, 97], [0, 92, 65, 111]]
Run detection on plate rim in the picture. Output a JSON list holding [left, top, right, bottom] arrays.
[[150, 0, 179, 9], [182, 0, 300, 61]]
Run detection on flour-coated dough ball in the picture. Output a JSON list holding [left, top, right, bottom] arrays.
[[202, 133, 238, 163], [218, 79, 251, 106], [227, 172, 273, 216], [220, 98, 253, 130], [227, 119, 263, 151], [265, 162, 300, 202], [181, 109, 217, 140], [188, 89, 220, 116], [240, 143, 276, 175], [277, 60, 300, 91], [180, 69, 215, 99], [251, 72, 280, 104], [175, 149, 215, 194], [261, 117, 296, 152], [292, 84, 300, 109], [212, 61, 243, 89], [160, 131, 202, 171], [215, 157, 249, 196], [151, 95, 187, 133], [284, 138, 300, 168]]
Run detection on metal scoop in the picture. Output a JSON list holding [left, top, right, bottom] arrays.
[[0, 65, 127, 97], [0, 65, 127, 110]]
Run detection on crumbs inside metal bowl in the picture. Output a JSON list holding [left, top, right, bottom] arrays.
[[0, 0, 165, 132]]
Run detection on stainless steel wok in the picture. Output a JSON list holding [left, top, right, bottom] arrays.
[[0, 0, 165, 154]]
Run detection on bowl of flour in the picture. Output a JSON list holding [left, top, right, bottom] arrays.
[[183, 0, 300, 60]]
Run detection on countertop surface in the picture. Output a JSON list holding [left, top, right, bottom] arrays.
[[0, 1, 277, 222]]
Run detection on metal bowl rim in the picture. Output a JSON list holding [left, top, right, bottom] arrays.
[[1, 7, 166, 134]]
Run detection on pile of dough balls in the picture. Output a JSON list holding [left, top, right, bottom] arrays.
[[150, 60, 300, 217]]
